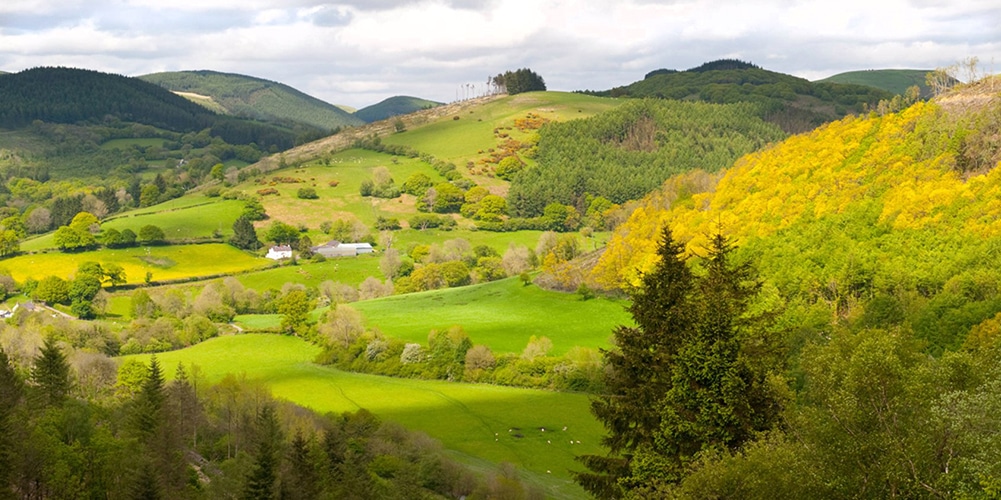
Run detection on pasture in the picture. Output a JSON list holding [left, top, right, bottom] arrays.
[[0, 243, 267, 284], [233, 254, 382, 291], [235, 149, 447, 230], [131, 334, 603, 499], [382, 91, 620, 164], [20, 195, 244, 252], [352, 277, 630, 354]]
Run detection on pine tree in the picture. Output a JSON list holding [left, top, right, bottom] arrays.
[[646, 232, 780, 490], [576, 229, 783, 497], [0, 349, 25, 498], [658, 232, 768, 458], [244, 404, 283, 500], [575, 227, 694, 498], [30, 337, 72, 407], [230, 216, 261, 250], [132, 355, 165, 437], [282, 431, 320, 500]]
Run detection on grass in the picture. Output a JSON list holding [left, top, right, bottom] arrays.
[[130, 334, 603, 499], [352, 277, 630, 354], [234, 149, 447, 231], [233, 255, 382, 291], [99, 138, 168, 150], [818, 69, 933, 96], [0, 244, 268, 284], [20, 196, 244, 252], [383, 92, 619, 164], [103, 199, 244, 240]]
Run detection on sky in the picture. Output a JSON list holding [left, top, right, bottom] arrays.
[[1, 0, 999, 109]]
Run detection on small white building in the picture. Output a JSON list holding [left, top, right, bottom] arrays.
[[311, 241, 374, 258], [266, 245, 293, 260]]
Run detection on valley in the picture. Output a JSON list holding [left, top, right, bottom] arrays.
[[1, 60, 1000, 498]]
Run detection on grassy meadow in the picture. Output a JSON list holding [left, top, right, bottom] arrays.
[[234, 148, 448, 231], [131, 334, 603, 499], [233, 254, 382, 291], [20, 196, 245, 252], [353, 277, 630, 354]]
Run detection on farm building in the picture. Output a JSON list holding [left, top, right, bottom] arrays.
[[311, 240, 374, 258], [266, 245, 293, 260]]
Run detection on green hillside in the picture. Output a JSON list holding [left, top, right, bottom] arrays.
[[589, 59, 893, 133], [354, 95, 442, 123], [352, 277, 630, 355], [131, 334, 602, 499], [0, 67, 300, 148], [140, 70, 365, 131], [818, 68, 934, 97]]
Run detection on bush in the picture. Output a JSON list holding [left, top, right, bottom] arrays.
[[297, 187, 319, 199], [409, 214, 456, 231]]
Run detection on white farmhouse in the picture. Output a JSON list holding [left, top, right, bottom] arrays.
[[266, 245, 293, 260]]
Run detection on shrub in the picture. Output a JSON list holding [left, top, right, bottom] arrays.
[[400, 343, 424, 364], [297, 187, 319, 199]]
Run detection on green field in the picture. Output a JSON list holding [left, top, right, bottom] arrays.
[[0, 243, 268, 284], [131, 334, 603, 499], [99, 137, 168, 150], [383, 92, 620, 163], [354, 277, 630, 354], [20, 196, 245, 252], [234, 255, 382, 291], [818, 69, 933, 96], [234, 148, 448, 231]]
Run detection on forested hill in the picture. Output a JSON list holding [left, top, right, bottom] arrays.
[[0, 67, 303, 150], [507, 99, 786, 218], [140, 70, 365, 131], [586, 59, 893, 133], [594, 77, 1001, 354], [353, 95, 442, 123]]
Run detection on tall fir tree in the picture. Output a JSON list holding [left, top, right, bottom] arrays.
[[230, 215, 261, 250], [576, 229, 783, 498], [657, 232, 778, 459], [132, 355, 165, 437], [575, 227, 694, 498], [0, 349, 25, 499], [30, 337, 72, 408], [244, 404, 283, 500]]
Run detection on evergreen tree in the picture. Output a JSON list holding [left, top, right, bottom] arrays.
[[170, 362, 201, 448], [297, 235, 314, 259], [132, 354, 165, 438], [244, 404, 283, 500], [230, 216, 261, 250], [575, 227, 694, 498], [0, 349, 24, 498], [576, 229, 782, 497], [282, 431, 320, 500], [30, 337, 72, 407], [658, 233, 769, 457]]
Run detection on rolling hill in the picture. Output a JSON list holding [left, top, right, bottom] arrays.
[[0, 67, 302, 151], [354, 95, 442, 123], [818, 68, 934, 97], [594, 77, 1001, 353], [140, 70, 365, 131], [587, 58, 893, 133]]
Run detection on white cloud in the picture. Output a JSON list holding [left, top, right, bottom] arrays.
[[0, 0, 998, 108]]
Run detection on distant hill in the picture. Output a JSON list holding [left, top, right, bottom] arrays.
[[140, 70, 365, 131], [817, 69, 934, 97], [354, 96, 442, 123], [0, 67, 304, 150], [586, 59, 893, 133]]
